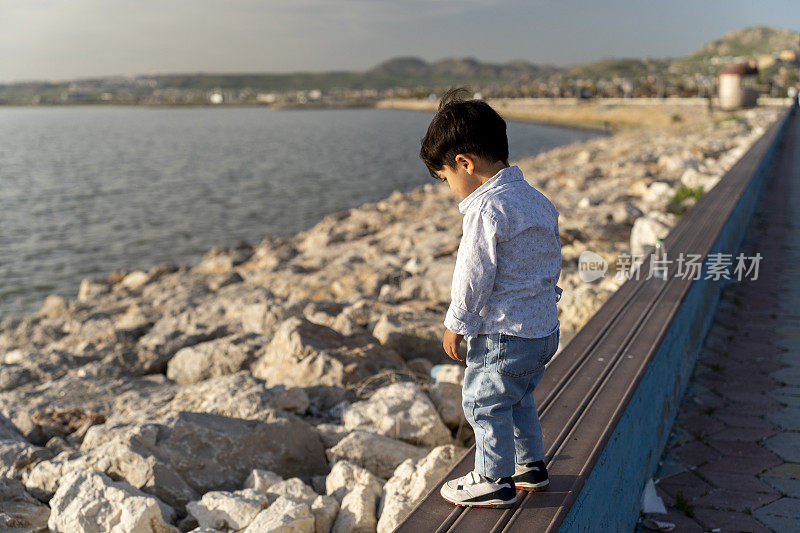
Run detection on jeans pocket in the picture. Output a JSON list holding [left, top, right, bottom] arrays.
[[540, 329, 559, 368], [496, 333, 548, 377]]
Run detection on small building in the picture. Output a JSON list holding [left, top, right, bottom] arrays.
[[718, 60, 759, 110]]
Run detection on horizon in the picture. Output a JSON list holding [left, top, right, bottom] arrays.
[[2, 1, 799, 85]]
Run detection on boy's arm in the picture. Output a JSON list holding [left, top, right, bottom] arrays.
[[444, 208, 502, 338], [554, 218, 563, 302]]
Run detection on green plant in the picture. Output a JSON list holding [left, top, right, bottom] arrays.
[[670, 185, 705, 204], [713, 112, 739, 125], [667, 185, 705, 216]]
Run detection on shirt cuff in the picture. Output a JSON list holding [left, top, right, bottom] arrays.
[[443, 302, 483, 337]]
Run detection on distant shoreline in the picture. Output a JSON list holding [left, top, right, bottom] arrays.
[[2, 96, 792, 136], [374, 99, 613, 134]]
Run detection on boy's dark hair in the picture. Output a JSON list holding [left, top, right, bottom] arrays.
[[419, 86, 509, 180]]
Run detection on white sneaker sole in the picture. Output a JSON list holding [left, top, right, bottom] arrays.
[[440, 494, 517, 508], [514, 478, 549, 491]]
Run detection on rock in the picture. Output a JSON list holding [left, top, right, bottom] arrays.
[[193, 244, 254, 276], [29, 407, 105, 443], [244, 469, 284, 492], [186, 488, 269, 530], [121, 411, 327, 496], [269, 386, 311, 415], [0, 413, 25, 442], [47, 468, 177, 533], [26, 410, 329, 513], [371, 313, 444, 362], [315, 423, 349, 448], [305, 385, 353, 417], [575, 149, 596, 163], [26, 428, 196, 512], [311, 475, 327, 495], [166, 334, 263, 384], [77, 277, 111, 303], [630, 211, 677, 257], [135, 307, 233, 374], [37, 294, 70, 319], [405, 357, 433, 378], [326, 430, 427, 479], [643, 181, 674, 204], [341, 381, 452, 447], [0, 348, 82, 392], [150, 371, 309, 422], [610, 202, 644, 225], [0, 476, 50, 531], [264, 477, 319, 505], [325, 460, 385, 504], [237, 299, 287, 336], [120, 270, 151, 291], [680, 168, 721, 191], [427, 381, 464, 430], [430, 364, 464, 385], [659, 154, 700, 172], [311, 494, 340, 533], [242, 495, 315, 533], [377, 444, 466, 532], [0, 373, 172, 444], [0, 439, 54, 480], [332, 484, 379, 533], [251, 316, 405, 388]]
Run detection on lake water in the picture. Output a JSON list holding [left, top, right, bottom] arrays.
[[0, 105, 602, 321]]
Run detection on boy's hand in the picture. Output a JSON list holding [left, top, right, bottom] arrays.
[[443, 328, 465, 362]]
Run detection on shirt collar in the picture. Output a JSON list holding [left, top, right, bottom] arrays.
[[458, 165, 523, 214]]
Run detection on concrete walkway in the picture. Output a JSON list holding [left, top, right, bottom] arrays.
[[641, 111, 800, 532]]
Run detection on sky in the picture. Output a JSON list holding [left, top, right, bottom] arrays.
[[1, 0, 798, 84]]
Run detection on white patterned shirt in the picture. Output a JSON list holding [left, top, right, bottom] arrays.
[[444, 164, 562, 339]]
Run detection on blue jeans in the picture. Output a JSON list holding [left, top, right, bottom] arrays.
[[462, 327, 560, 479]]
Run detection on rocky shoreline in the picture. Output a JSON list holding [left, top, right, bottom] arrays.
[[0, 104, 784, 532]]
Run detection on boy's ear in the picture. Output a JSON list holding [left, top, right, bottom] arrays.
[[454, 153, 475, 174]]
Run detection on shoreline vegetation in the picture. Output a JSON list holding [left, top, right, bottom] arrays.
[[0, 101, 787, 531]]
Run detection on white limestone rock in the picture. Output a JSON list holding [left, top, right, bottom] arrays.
[[326, 430, 427, 479], [630, 211, 677, 257], [332, 484, 378, 533], [165, 335, 262, 384], [377, 444, 466, 532], [186, 488, 269, 530], [325, 460, 385, 504], [311, 494, 340, 533], [427, 381, 464, 430], [431, 364, 464, 385], [251, 316, 405, 388], [0, 476, 50, 532], [242, 495, 315, 533], [680, 168, 721, 191], [341, 381, 452, 447], [244, 468, 284, 492], [47, 468, 178, 533], [264, 477, 319, 506]]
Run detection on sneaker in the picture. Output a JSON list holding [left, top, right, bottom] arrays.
[[440, 470, 517, 508], [512, 460, 549, 491]]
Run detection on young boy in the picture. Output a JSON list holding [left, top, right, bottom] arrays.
[[419, 87, 563, 508]]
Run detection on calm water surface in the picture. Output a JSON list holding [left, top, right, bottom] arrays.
[[0, 105, 602, 320]]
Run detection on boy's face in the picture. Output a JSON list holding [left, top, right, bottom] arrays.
[[435, 154, 486, 199]]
